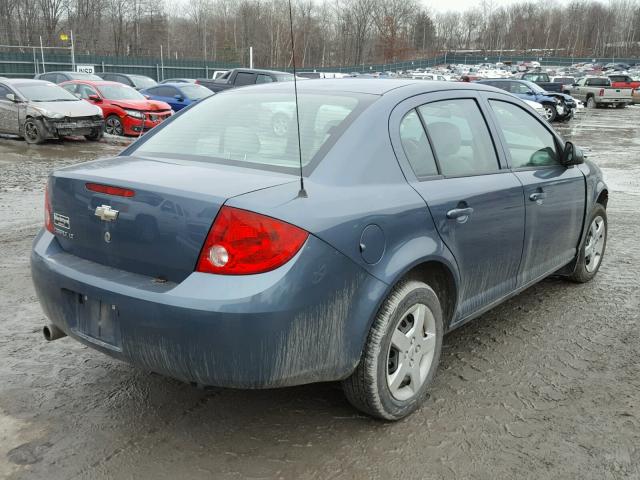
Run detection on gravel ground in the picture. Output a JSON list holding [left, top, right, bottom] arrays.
[[1, 108, 639, 480]]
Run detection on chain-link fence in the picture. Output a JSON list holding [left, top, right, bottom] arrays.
[[1, 49, 638, 80]]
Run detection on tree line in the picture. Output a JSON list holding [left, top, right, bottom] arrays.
[[1, 0, 639, 68]]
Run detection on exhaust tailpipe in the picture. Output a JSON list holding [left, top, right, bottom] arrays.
[[43, 324, 66, 341]]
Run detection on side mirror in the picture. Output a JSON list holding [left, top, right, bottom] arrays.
[[143, 94, 150, 99], [6, 93, 18, 102], [88, 94, 102, 102], [174, 94, 184, 101], [562, 142, 584, 166], [525, 90, 534, 95]]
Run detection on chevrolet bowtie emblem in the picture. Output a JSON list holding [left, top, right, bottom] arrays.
[[95, 205, 119, 222]]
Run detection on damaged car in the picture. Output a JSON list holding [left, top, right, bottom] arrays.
[[32, 80, 608, 420], [0, 79, 104, 144]]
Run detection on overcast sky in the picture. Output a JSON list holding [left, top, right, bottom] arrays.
[[422, 0, 522, 13]]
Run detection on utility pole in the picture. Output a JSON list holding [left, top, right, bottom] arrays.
[[249, 46, 253, 68], [160, 44, 164, 81], [39, 36, 46, 73], [70, 30, 75, 71]]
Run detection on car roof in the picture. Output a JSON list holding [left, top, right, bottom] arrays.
[[3, 78, 54, 86], [62, 80, 130, 87], [231, 78, 498, 96]]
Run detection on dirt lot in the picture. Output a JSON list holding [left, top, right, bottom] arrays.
[[1, 108, 639, 480]]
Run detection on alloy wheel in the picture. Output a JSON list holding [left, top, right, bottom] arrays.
[[24, 121, 39, 142], [584, 215, 606, 273], [543, 105, 555, 121], [105, 116, 124, 136], [386, 303, 437, 401]]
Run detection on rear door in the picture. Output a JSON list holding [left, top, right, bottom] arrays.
[[483, 93, 585, 285], [392, 92, 525, 320]]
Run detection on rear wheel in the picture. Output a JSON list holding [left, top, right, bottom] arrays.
[[104, 115, 124, 136], [615, 103, 627, 109], [342, 280, 443, 420], [542, 103, 557, 122], [23, 118, 46, 144], [568, 204, 607, 283]]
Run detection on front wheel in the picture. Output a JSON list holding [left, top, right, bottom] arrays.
[[542, 103, 557, 122], [23, 118, 46, 144], [104, 115, 124, 136], [342, 280, 443, 420], [568, 203, 607, 283], [85, 127, 103, 141]]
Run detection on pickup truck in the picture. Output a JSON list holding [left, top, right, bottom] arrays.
[[196, 68, 294, 92], [570, 77, 633, 108], [607, 74, 640, 90], [514, 72, 563, 92]]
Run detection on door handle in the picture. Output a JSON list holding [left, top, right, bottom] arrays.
[[529, 192, 547, 202], [446, 207, 474, 221]]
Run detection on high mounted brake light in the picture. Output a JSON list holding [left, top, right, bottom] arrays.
[[196, 206, 308, 275], [86, 182, 135, 197]]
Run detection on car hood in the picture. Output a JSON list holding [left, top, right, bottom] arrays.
[[27, 100, 101, 117], [110, 99, 171, 111], [542, 91, 575, 102]]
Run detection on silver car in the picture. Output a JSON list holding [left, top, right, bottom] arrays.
[[0, 79, 104, 144]]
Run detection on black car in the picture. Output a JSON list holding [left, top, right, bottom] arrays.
[[34, 71, 102, 84], [98, 73, 157, 90]]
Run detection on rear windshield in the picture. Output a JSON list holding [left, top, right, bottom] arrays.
[[586, 78, 610, 86], [179, 84, 212, 100], [130, 75, 157, 89], [132, 89, 374, 173]]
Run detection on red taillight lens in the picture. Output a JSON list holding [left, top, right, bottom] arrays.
[[86, 182, 135, 197], [44, 181, 54, 233], [196, 206, 308, 275]]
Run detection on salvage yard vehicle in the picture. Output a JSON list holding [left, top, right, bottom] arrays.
[[141, 82, 213, 111], [476, 79, 577, 122], [0, 79, 104, 143], [61, 80, 172, 136], [571, 77, 633, 108], [34, 71, 103, 83], [514, 71, 563, 92], [99, 73, 158, 91], [32, 80, 608, 420], [607, 74, 640, 90], [196, 68, 295, 92]]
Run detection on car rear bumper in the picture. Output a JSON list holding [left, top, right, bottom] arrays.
[[31, 230, 387, 388]]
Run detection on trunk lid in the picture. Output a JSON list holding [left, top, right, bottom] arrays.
[[49, 156, 296, 282]]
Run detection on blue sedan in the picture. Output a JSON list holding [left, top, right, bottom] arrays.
[[32, 80, 608, 420], [141, 82, 212, 111]]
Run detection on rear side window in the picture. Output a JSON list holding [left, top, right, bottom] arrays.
[[489, 100, 558, 168], [418, 99, 498, 176], [133, 90, 373, 173], [399, 110, 438, 177], [256, 74, 273, 84], [154, 86, 176, 97], [235, 73, 255, 86]]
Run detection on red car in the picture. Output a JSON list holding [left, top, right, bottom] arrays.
[[60, 80, 172, 136]]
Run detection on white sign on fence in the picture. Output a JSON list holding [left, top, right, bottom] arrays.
[[76, 65, 95, 74]]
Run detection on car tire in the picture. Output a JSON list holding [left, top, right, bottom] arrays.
[[615, 103, 627, 109], [586, 96, 596, 109], [568, 203, 607, 283], [23, 118, 46, 144], [542, 103, 557, 122], [85, 127, 103, 142], [104, 115, 124, 136], [342, 279, 443, 421]]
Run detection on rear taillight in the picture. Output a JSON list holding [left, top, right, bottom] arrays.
[[598, 88, 605, 96], [196, 206, 308, 275], [44, 181, 54, 233], [86, 182, 135, 197]]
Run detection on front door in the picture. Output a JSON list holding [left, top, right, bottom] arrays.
[[0, 84, 20, 134], [397, 95, 526, 320], [486, 97, 585, 286]]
